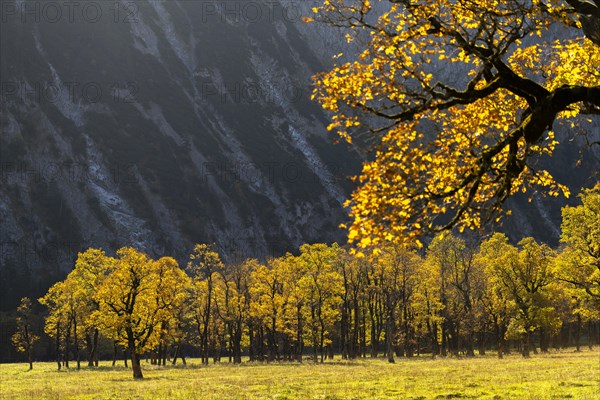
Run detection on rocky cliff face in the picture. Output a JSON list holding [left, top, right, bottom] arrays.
[[0, 0, 363, 307], [0, 0, 598, 309]]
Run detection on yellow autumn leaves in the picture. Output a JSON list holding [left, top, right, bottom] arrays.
[[310, 0, 598, 248]]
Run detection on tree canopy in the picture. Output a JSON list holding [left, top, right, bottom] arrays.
[[310, 0, 600, 249], [555, 184, 600, 315], [11, 297, 39, 370], [31, 220, 599, 378]]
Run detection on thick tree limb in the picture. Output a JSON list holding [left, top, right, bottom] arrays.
[[565, 0, 600, 45]]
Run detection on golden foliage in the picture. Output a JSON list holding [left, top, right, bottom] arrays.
[[310, 0, 599, 247]]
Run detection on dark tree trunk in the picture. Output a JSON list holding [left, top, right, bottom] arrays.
[[248, 325, 255, 362], [162, 344, 168, 366], [352, 298, 360, 359], [269, 316, 277, 362], [28, 344, 33, 371], [575, 315, 582, 352], [495, 322, 504, 359], [522, 332, 531, 358], [86, 333, 94, 367], [64, 327, 70, 368], [74, 321, 80, 370], [370, 314, 379, 359], [112, 341, 118, 366], [386, 299, 395, 364], [503, 335, 510, 356], [478, 330, 486, 356], [319, 310, 326, 363], [441, 321, 448, 357], [430, 321, 439, 359], [466, 329, 475, 358], [93, 329, 99, 367], [361, 311, 367, 358], [296, 307, 303, 363], [257, 326, 265, 362], [451, 324, 460, 357], [172, 344, 180, 365], [540, 327, 549, 353], [531, 332, 538, 355], [340, 304, 348, 360], [202, 288, 212, 365], [386, 324, 395, 363], [233, 324, 243, 364], [56, 323, 61, 370], [131, 351, 143, 379], [403, 305, 414, 358]]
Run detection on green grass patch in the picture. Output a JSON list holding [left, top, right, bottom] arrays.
[[1, 349, 598, 399]]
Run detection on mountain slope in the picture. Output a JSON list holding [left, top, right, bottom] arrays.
[[0, 0, 598, 309]]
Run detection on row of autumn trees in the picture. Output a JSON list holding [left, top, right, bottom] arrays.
[[13, 186, 600, 379]]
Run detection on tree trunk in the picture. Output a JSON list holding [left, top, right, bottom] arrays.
[[86, 333, 94, 367], [430, 321, 438, 359], [478, 330, 486, 356], [370, 315, 378, 358], [531, 332, 538, 355], [352, 298, 360, 359], [540, 327, 549, 353], [403, 305, 414, 358], [386, 300, 395, 364], [451, 324, 460, 357], [258, 326, 265, 362], [172, 344, 180, 365], [28, 344, 33, 370], [72, 317, 80, 370], [441, 321, 448, 357], [340, 303, 348, 360], [249, 324, 257, 362], [56, 323, 62, 370], [64, 327, 70, 368], [361, 311, 367, 358], [296, 307, 303, 363], [386, 328, 395, 363], [112, 341, 117, 366], [155, 345, 161, 365], [162, 344, 168, 366], [495, 322, 504, 359], [575, 315, 582, 352], [319, 310, 326, 363], [131, 352, 143, 379], [233, 324, 243, 364], [503, 333, 510, 356], [466, 329, 475, 358], [522, 333, 531, 358], [93, 329, 99, 367], [202, 291, 212, 365]]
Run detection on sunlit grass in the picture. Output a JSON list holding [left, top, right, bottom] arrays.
[[1, 349, 598, 399]]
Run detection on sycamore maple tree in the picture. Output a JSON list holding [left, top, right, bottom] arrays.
[[11, 297, 39, 371], [310, 0, 600, 249], [94, 248, 189, 379], [556, 184, 600, 310]]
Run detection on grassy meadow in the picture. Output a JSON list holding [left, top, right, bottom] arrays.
[[1, 349, 598, 399]]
